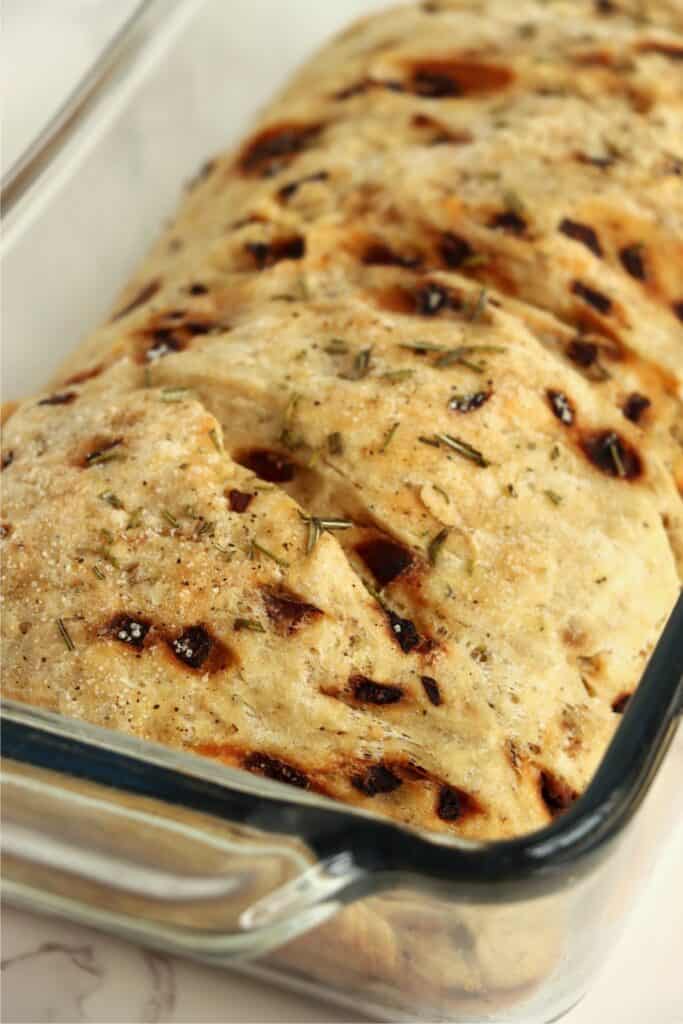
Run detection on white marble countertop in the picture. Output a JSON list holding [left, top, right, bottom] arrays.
[[2, 2, 682, 1021]]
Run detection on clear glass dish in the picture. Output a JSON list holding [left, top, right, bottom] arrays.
[[2, 2, 682, 1021]]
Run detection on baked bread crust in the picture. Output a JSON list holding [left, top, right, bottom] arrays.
[[3, 0, 681, 844], [3, 1, 681, 1011]]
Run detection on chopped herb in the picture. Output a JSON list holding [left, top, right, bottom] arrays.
[[428, 527, 449, 565], [461, 252, 490, 269], [162, 509, 180, 528], [284, 392, 301, 423], [506, 483, 518, 497], [100, 528, 115, 544], [327, 431, 344, 455], [251, 539, 290, 568], [325, 338, 349, 355], [143, 366, 152, 388], [294, 350, 307, 362], [550, 445, 561, 462], [381, 369, 415, 382], [503, 189, 526, 215], [57, 618, 75, 651], [300, 513, 353, 554], [209, 428, 223, 453], [279, 427, 304, 451], [86, 445, 123, 467], [423, 433, 490, 467], [343, 347, 373, 380], [380, 421, 400, 453], [95, 546, 120, 569], [433, 484, 450, 504], [195, 519, 215, 538], [99, 490, 123, 510], [212, 539, 234, 557], [92, 565, 106, 580], [361, 576, 388, 610], [434, 345, 505, 372], [126, 508, 144, 529], [234, 617, 266, 633], [304, 516, 321, 554], [280, 395, 304, 449], [544, 489, 563, 505], [606, 433, 626, 477], [160, 387, 195, 402], [399, 340, 445, 353], [465, 288, 489, 322], [316, 516, 354, 532]]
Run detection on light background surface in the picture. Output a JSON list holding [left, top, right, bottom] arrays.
[[1, 2, 682, 1021]]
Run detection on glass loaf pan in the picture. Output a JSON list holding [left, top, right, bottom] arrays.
[[2, 2, 682, 1021]]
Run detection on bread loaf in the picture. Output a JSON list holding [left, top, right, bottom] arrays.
[[2, 0, 681, 845]]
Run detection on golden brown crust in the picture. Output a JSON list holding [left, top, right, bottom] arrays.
[[5, 0, 682, 844], [3, 2, 682, 1008]]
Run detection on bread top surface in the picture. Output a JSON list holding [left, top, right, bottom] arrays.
[[3, 0, 681, 840], [2, 285, 677, 838], [56, 0, 683, 547]]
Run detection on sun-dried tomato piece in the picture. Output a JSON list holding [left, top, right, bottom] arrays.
[[356, 537, 413, 587], [38, 392, 77, 407], [539, 771, 577, 816], [236, 449, 296, 483], [352, 764, 402, 796], [448, 391, 491, 414], [415, 282, 451, 315], [227, 489, 254, 513], [263, 590, 322, 635], [421, 676, 442, 705], [611, 693, 631, 714], [440, 232, 474, 268], [244, 752, 310, 788], [622, 393, 651, 423], [108, 614, 150, 651], [169, 625, 213, 669], [489, 210, 527, 235], [386, 609, 421, 653], [436, 784, 476, 821], [619, 244, 646, 280], [566, 338, 598, 367], [580, 430, 642, 479], [238, 122, 323, 178], [245, 235, 305, 268], [571, 281, 612, 315], [559, 218, 603, 257], [546, 389, 575, 426], [351, 675, 404, 704]]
